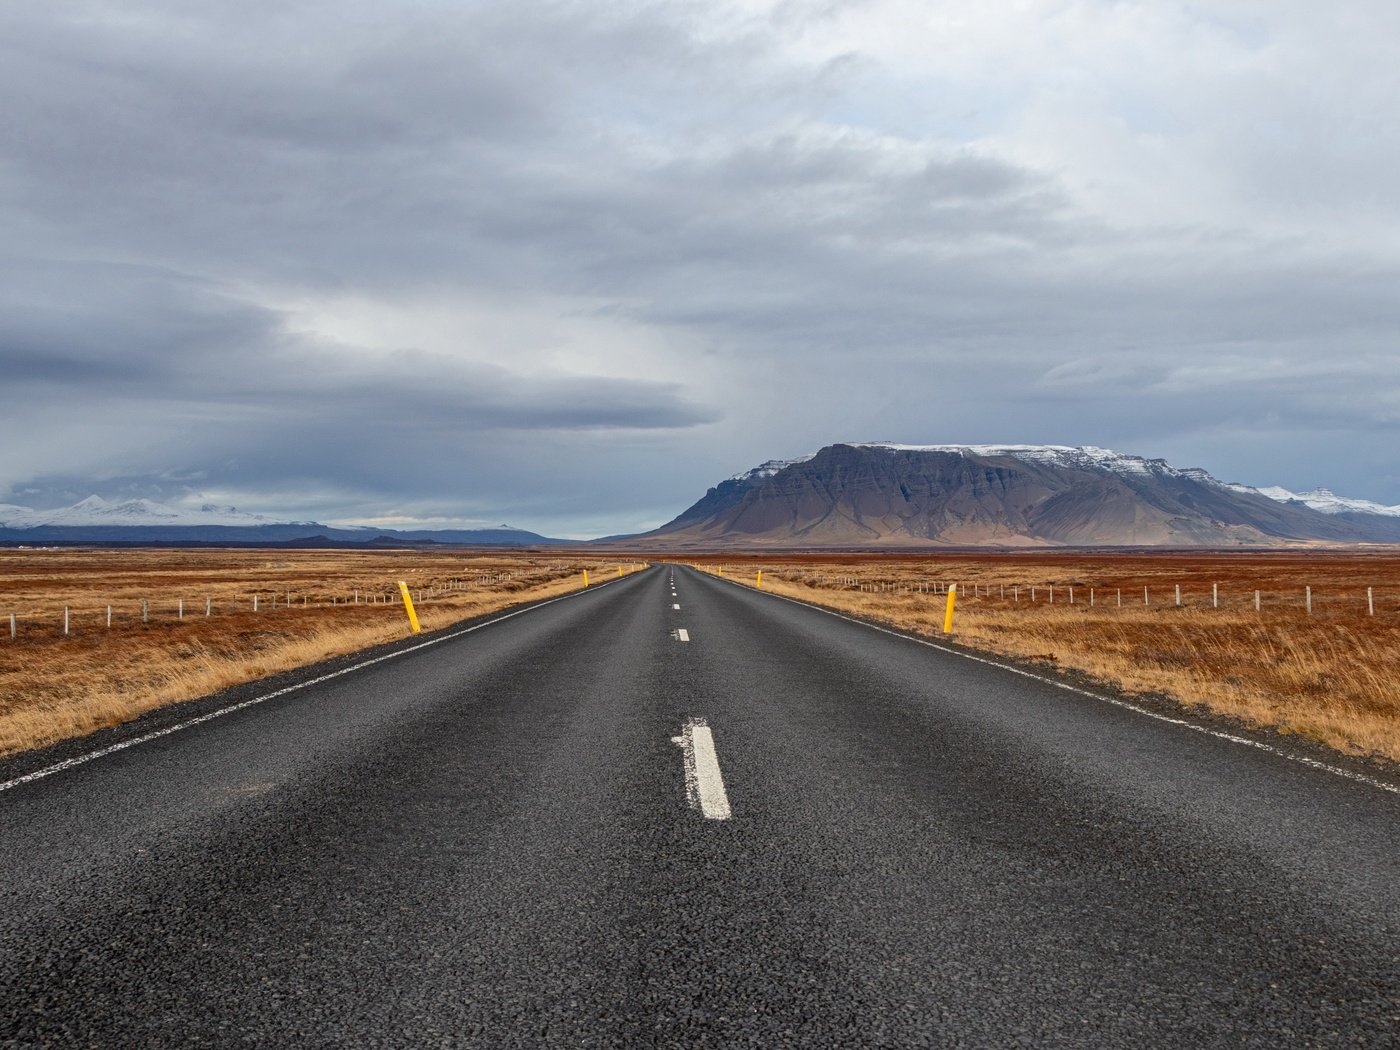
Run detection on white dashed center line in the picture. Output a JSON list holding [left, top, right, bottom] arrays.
[[676, 628, 690, 641], [671, 718, 732, 820], [673, 603, 680, 610]]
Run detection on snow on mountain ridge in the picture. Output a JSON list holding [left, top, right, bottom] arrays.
[[729, 457, 815, 482], [0, 495, 278, 528], [1226, 483, 1400, 518], [849, 442, 1178, 477], [731, 443, 1194, 483]]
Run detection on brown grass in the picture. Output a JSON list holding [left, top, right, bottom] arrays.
[[676, 551, 1400, 763], [0, 548, 644, 757]]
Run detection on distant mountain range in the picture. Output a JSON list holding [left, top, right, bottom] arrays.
[[11, 445, 1400, 549], [636, 443, 1400, 548], [0, 496, 572, 546]]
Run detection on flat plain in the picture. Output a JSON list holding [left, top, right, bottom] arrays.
[[0, 548, 639, 756], [5, 546, 1399, 767], [675, 550, 1400, 764]]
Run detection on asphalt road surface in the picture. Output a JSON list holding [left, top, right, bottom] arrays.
[[1, 564, 1397, 1047]]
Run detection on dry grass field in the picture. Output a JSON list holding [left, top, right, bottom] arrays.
[[679, 551, 1400, 764], [0, 548, 643, 757], [9, 546, 1397, 767]]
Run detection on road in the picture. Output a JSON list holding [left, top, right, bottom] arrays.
[[0, 564, 1396, 1047]]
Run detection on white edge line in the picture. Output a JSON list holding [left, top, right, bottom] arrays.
[[701, 570, 1400, 798], [0, 570, 643, 795]]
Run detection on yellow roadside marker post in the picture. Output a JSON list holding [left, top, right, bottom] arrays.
[[583, 569, 590, 587], [618, 566, 623, 577], [756, 570, 763, 588], [718, 567, 723, 577], [397, 580, 421, 634], [943, 583, 958, 634]]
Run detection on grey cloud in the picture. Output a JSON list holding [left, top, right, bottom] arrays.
[[0, 256, 712, 423], [0, 253, 718, 530]]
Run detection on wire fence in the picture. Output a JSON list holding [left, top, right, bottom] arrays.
[[745, 569, 1391, 618], [3, 560, 643, 642]]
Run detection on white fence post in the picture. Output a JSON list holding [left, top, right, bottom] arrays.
[[178, 599, 183, 621], [1255, 589, 1261, 612], [142, 599, 149, 623], [1368, 586, 1374, 616], [64, 606, 69, 636], [107, 605, 112, 628], [1306, 586, 1312, 615], [206, 596, 211, 617], [8, 613, 14, 640], [1213, 583, 1218, 609], [1175, 584, 1181, 607]]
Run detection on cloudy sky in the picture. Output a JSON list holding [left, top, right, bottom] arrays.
[[3, 0, 1399, 536]]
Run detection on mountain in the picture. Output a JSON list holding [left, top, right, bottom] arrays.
[[0, 495, 278, 529], [1224, 484, 1400, 518], [641, 442, 1400, 548], [0, 496, 572, 546]]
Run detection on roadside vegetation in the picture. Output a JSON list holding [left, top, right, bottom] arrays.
[[0, 549, 642, 757], [685, 551, 1400, 764]]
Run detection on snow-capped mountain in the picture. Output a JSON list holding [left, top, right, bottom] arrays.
[[0, 495, 279, 529], [730, 444, 1400, 514], [1226, 484, 1400, 518], [643, 442, 1400, 547]]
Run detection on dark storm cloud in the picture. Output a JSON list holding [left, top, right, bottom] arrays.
[[2, 1, 1399, 532]]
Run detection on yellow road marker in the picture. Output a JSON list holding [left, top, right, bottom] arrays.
[[943, 583, 957, 634], [397, 580, 421, 634], [583, 569, 590, 587]]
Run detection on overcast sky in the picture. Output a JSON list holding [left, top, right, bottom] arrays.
[[3, 1, 1399, 536]]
